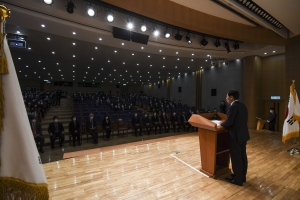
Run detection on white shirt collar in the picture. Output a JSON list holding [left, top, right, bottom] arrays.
[[231, 100, 239, 106]]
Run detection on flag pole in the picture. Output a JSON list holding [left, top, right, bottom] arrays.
[[287, 80, 300, 155]]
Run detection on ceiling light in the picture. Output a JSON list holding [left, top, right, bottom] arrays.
[[200, 37, 208, 47], [28, 47, 31, 50], [99, 38, 102, 40], [186, 34, 192, 44], [273, 51, 276, 53], [153, 27, 159, 36], [122, 43, 124, 45], [132, 53, 134, 55], [127, 17, 133, 30], [214, 39, 221, 47], [106, 11, 114, 22], [233, 42, 239, 50], [140, 22, 147, 32], [66, 0, 75, 14], [73, 42, 75, 45], [87, 5, 96, 17], [159, 50, 162, 52], [47, 37, 50, 40], [176, 52, 178, 54], [41, 24, 45, 27], [164, 29, 171, 38], [43, 0, 53, 5], [225, 41, 231, 53], [114, 50, 117, 53], [264, 52, 267, 55], [52, 52, 55, 54], [73, 32, 76, 35], [73, 55, 75, 57], [141, 47, 144, 49], [95, 47, 98, 49], [175, 31, 183, 41], [192, 53, 194, 56]]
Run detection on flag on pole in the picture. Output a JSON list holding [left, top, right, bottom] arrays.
[[282, 82, 300, 143], [0, 6, 49, 199]]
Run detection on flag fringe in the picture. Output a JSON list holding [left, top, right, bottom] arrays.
[[282, 131, 300, 144], [0, 177, 49, 200]]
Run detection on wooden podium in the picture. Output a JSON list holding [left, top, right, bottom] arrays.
[[256, 117, 267, 130], [188, 113, 230, 177]]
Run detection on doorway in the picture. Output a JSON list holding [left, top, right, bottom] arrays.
[[263, 100, 286, 132]]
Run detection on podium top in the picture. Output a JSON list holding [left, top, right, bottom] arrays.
[[188, 113, 227, 131], [256, 117, 268, 122]]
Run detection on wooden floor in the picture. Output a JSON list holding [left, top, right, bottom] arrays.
[[43, 130, 300, 200]]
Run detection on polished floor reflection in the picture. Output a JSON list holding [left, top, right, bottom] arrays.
[[43, 130, 300, 200]]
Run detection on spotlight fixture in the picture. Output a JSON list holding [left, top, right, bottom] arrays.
[[164, 28, 171, 38], [86, 5, 97, 17], [127, 17, 133, 30], [200, 37, 208, 47], [153, 27, 159, 37], [140, 22, 147, 32], [214, 38, 221, 47], [43, 0, 53, 5], [106, 11, 114, 22], [174, 30, 182, 41], [66, 0, 75, 14], [186, 34, 192, 45], [233, 42, 240, 50], [225, 41, 231, 53]]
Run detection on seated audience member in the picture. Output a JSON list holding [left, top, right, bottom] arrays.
[[86, 113, 98, 144], [68, 115, 81, 147], [48, 116, 65, 149], [180, 111, 190, 131], [142, 112, 152, 135], [102, 115, 112, 141], [160, 112, 170, 133], [30, 116, 44, 153], [171, 112, 180, 132], [132, 112, 142, 136], [220, 100, 227, 114], [151, 112, 162, 134]]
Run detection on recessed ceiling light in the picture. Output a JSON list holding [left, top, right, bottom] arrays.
[[163, 66, 165, 68], [273, 51, 276, 53], [168, 72, 170, 74], [163, 57, 165, 59], [176, 52, 178, 54], [59, 69, 61, 71], [99, 38, 102, 40], [148, 72, 149, 73], [91, 58, 94, 60], [98, 73, 100, 75], [108, 60, 110, 62], [123, 62, 125, 64], [73, 32, 76, 35], [52, 52, 55, 54], [19, 71, 21, 72], [188, 66, 190, 68], [148, 55, 150, 58], [101, 68, 103, 70], [56, 63, 59, 65], [122, 43, 124, 45], [201, 67, 203, 68], [28, 47, 31, 50], [192, 54, 194, 56], [137, 64, 139, 66], [73, 55, 75, 57], [205, 60, 207, 62], [73, 75, 75, 77], [264, 52, 267, 55], [47, 37, 50, 40], [73, 65, 75, 67], [150, 65, 152, 67], [73, 79, 75, 80], [141, 47, 144, 49], [41, 24, 45, 27], [114, 50, 117, 53], [159, 50, 162, 52], [207, 55, 210, 57], [18, 58, 21, 60], [73, 43, 76, 45], [61, 75, 63, 76], [177, 58, 179, 60], [43, 68, 45, 69], [114, 69, 116, 71], [95, 47, 98, 49], [88, 66, 90, 68], [39, 76, 40, 78], [16, 31, 20, 34], [48, 73, 50, 75], [26, 65, 28, 68], [175, 66, 177, 68], [191, 59, 193, 61], [25, 75, 27, 77], [132, 53, 134, 56]]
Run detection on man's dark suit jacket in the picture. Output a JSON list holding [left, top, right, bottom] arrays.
[[267, 113, 277, 124], [48, 122, 64, 134], [132, 116, 140, 125], [171, 115, 179, 123], [69, 120, 80, 134], [151, 115, 160, 123], [102, 119, 111, 129], [86, 119, 98, 130], [160, 115, 169, 124], [180, 114, 188, 123], [32, 122, 43, 135], [142, 116, 151, 125], [221, 101, 250, 144]]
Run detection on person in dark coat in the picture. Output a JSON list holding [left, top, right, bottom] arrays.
[[160, 112, 170, 133], [30, 116, 44, 153], [219, 90, 250, 186], [220, 100, 227, 114], [180, 111, 190, 131], [151, 112, 161, 134], [142, 113, 152, 135], [171, 112, 180, 132], [267, 108, 276, 131], [86, 113, 98, 144], [102, 115, 112, 140], [68, 115, 81, 147], [132, 113, 142, 136], [48, 116, 65, 149]]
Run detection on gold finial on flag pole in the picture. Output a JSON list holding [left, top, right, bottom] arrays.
[[0, 5, 10, 21]]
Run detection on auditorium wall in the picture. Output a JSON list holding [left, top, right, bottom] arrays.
[[201, 60, 242, 111]]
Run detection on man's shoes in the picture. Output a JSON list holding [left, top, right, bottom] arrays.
[[39, 149, 44, 153], [231, 174, 246, 182], [225, 178, 243, 186]]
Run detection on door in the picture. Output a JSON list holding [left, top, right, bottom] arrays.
[[263, 100, 285, 132]]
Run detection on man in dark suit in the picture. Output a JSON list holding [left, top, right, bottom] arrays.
[[48, 116, 65, 149], [171, 112, 180, 132], [220, 100, 227, 114], [219, 90, 250, 186], [160, 112, 170, 133], [267, 108, 276, 131], [180, 111, 190, 132], [142, 113, 152, 135], [132, 113, 142, 136], [151, 112, 161, 134], [30, 116, 44, 153], [86, 113, 98, 144], [69, 115, 81, 147], [102, 115, 111, 140], [55, 90, 61, 106]]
